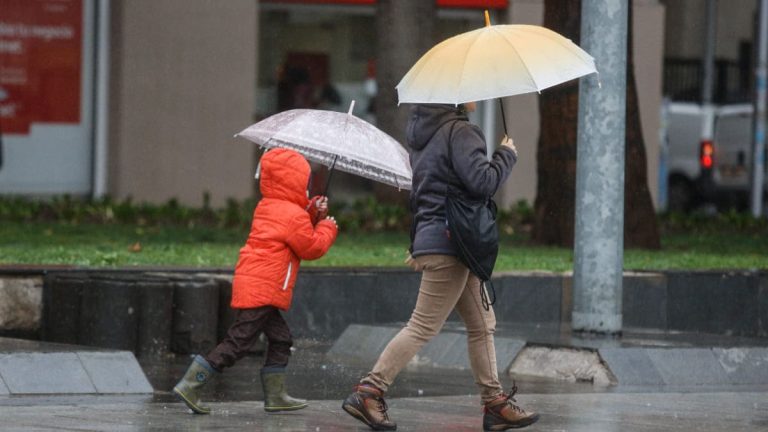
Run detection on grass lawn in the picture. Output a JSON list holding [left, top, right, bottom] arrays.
[[0, 221, 765, 271]]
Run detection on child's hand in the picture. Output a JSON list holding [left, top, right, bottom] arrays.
[[326, 216, 338, 229], [307, 195, 328, 223], [314, 196, 329, 220]]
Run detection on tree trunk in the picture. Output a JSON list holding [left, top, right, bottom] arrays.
[[532, 0, 581, 246], [374, 0, 436, 203], [533, 0, 660, 249]]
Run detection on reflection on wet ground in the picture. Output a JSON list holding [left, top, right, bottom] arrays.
[[3, 337, 768, 431], [2, 391, 767, 431], [140, 337, 768, 406], [142, 338, 501, 404]]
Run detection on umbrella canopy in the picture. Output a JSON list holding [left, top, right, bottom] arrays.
[[236, 102, 412, 191], [396, 18, 597, 105]]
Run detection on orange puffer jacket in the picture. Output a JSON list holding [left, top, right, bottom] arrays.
[[231, 148, 338, 310]]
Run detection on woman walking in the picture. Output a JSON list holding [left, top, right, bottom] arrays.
[[342, 103, 539, 431]]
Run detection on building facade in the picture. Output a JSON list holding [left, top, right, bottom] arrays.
[[0, 0, 679, 209]]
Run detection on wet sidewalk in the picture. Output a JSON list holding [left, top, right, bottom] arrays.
[[3, 340, 768, 431], [0, 390, 766, 431], [3, 324, 768, 431]]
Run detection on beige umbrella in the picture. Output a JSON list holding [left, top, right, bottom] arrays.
[[396, 11, 598, 133]]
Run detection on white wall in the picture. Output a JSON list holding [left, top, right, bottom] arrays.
[[109, 0, 258, 206]]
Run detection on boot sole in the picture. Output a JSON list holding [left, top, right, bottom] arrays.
[[483, 413, 540, 431], [264, 403, 308, 413], [342, 402, 397, 431], [173, 387, 211, 415]]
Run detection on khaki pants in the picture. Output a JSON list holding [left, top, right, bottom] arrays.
[[361, 254, 502, 403]]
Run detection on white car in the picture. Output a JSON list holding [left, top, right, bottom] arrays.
[[664, 102, 767, 211]]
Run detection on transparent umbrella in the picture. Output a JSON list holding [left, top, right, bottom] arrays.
[[235, 101, 412, 191]]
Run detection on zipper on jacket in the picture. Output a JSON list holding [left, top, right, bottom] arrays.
[[281, 261, 293, 291]]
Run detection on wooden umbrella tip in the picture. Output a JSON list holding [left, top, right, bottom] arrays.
[[484, 10, 490, 27]]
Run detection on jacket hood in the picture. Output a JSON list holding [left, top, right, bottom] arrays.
[[259, 148, 310, 208], [406, 104, 468, 151]]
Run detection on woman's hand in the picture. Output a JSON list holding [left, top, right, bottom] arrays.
[[500, 135, 517, 157]]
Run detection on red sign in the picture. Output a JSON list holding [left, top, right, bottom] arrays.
[[437, 0, 507, 7], [0, 0, 82, 135], [265, 0, 508, 8]]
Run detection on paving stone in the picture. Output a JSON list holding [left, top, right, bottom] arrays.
[[599, 347, 664, 386], [495, 338, 526, 373], [1, 391, 768, 431], [0, 277, 43, 331], [0, 352, 96, 394], [509, 346, 615, 385], [77, 351, 153, 394], [418, 332, 465, 368], [713, 347, 768, 385], [646, 348, 730, 386], [326, 324, 399, 364], [434, 335, 472, 369]]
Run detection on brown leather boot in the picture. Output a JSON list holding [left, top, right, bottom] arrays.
[[342, 384, 397, 431], [482, 385, 539, 431]]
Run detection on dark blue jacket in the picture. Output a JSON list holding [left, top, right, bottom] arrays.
[[407, 104, 517, 257]]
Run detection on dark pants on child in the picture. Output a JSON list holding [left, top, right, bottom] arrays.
[[204, 306, 293, 371]]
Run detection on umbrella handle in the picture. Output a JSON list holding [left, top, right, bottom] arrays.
[[323, 155, 338, 196], [312, 155, 338, 225], [498, 99, 509, 137]]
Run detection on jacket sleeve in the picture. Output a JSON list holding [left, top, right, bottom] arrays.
[[285, 211, 338, 261], [449, 124, 517, 198]]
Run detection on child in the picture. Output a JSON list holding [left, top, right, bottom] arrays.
[[173, 148, 338, 414]]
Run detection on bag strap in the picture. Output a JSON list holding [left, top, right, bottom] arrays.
[[443, 120, 497, 311]]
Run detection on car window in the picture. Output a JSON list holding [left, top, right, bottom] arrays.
[[715, 114, 751, 149]]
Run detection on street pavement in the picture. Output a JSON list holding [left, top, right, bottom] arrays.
[[0, 390, 766, 431], [2, 335, 768, 431]]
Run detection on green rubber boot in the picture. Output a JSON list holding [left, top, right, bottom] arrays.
[[173, 355, 218, 414], [261, 366, 308, 412]]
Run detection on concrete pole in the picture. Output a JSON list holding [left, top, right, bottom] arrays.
[[752, 0, 767, 217], [702, 0, 717, 105], [572, 0, 628, 334], [93, 0, 111, 198]]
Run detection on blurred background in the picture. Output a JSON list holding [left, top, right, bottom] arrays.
[[0, 0, 763, 217]]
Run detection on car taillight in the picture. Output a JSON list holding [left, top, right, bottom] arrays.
[[700, 140, 714, 169]]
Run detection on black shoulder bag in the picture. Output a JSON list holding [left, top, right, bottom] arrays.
[[444, 121, 499, 311]]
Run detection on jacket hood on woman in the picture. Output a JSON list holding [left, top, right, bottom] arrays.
[[406, 104, 517, 257], [231, 148, 338, 310]]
